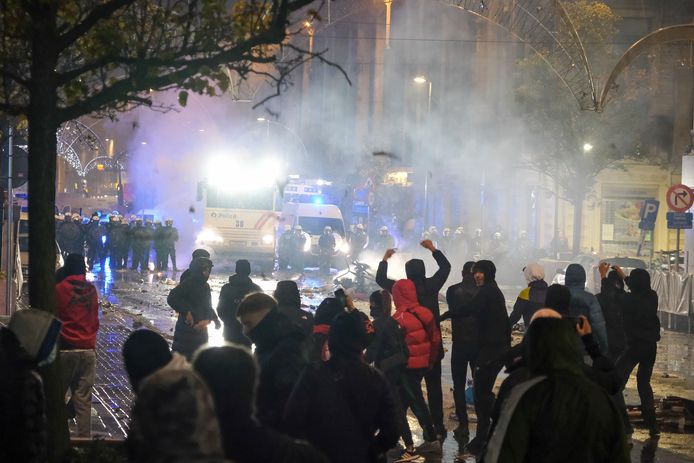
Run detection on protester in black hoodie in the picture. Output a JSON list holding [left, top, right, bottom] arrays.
[[285, 311, 400, 463], [442, 261, 479, 444], [217, 259, 261, 346], [364, 290, 414, 455], [237, 293, 309, 430], [376, 239, 451, 438], [463, 260, 510, 455], [274, 280, 314, 336], [167, 257, 221, 359], [616, 268, 661, 437], [596, 265, 627, 362], [193, 344, 329, 463]]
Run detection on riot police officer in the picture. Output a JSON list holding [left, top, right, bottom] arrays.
[[290, 225, 307, 272], [153, 220, 165, 270], [277, 224, 293, 270], [85, 215, 105, 269], [373, 225, 395, 254], [318, 226, 335, 275], [163, 218, 179, 271], [350, 223, 368, 262], [130, 218, 149, 271]]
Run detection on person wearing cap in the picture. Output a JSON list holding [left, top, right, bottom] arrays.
[[318, 226, 335, 275], [1, 309, 61, 462], [56, 253, 100, 437], [217, 259, 262, 346], [167, 257, 220, 359], [278, 224, 294, 270]]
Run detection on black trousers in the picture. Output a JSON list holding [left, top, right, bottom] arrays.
[[401, 368, 436, 442], [616, 342, 657, 429], [424, 358, 445, 434], [451, 345, 478, 429], [472, 346, 506, 444], [384, 367, 414, 447]]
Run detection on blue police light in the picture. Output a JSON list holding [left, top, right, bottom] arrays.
[[312, 196, 324, 205], [102, 236, 107, 244]]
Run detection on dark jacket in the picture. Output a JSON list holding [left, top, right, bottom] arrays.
[[623, 269, 660, 346], [248, 310, 309, 430], [596, 273, 627, 359], [565, 264, 608, 353], [443, 275, 480, 347], [376, 250, 451, 322], [311, 298, 344, 362], [167, 261, 218, 358], [217, 274, 261, 346], [0, 329, 47, 463], [275, 281, 314, 337], [466, 261, 511, 351], [509, 280, 548, 326], [364, 312, 409, 374], [219, 415, 328, 463], [284, 357, 400, 463], [483, 318, 629, 463]]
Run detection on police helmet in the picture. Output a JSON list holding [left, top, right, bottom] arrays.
[[356, 224, 364, 230], [284, 224, 292, 232], [91, 215, 100, 222], [379, 226, 388, 232], [324, 226, 332, 233], [165, 218, 173, 224], [294, 225, 303, 231]]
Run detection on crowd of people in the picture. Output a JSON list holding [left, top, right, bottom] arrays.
[[56, 212, 179, 271], [0, 236, 663, 463]]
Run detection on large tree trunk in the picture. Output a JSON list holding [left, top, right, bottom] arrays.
[[572, 197, 583, 257], [28, 7, 70, 459]]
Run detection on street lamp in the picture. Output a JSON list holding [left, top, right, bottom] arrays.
[[583, 143, 593, 152], [256, 117, 309, 161], [413, 76, 432, 113]]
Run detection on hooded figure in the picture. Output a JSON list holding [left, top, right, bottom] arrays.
[[1, 309, 61, 463], [312, 297, 345, 362], [217, 259, 261, 346], [616, 268, 660, 437], [564, 264, 608, 353], [375, 240, 450, 437], [128, 369, 231, 463], [167, 257, 220, 359], [482, 318, 630, 463], [193, 345, 329, 463], [463, 260, 511, 455], [274, 280, 314, 336], [596, 271, 627, 360], [509, 263, 548, 326], [391, 279, 441, 450], [122, 329, 190, 392], [285, 311, 399, 463]]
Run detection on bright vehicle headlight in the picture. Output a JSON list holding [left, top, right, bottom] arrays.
[[262, 234, 274, 245], [339, 241, 350, 254], [303, 238, 311, 253], [196, 228, 223, 244]]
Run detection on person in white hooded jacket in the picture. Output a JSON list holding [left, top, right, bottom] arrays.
[[509, 263, 548, 327]]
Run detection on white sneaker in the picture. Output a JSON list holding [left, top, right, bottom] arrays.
[[394, 451, 420, 462]]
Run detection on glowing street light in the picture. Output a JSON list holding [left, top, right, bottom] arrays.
[[256, 117, 266, 122], [413, 76, 432, 113], [583, 143, 593, 152], [413, 76, 427, 84]]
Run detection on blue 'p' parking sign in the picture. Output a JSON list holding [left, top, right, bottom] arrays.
[[638, 199, 659, 231]]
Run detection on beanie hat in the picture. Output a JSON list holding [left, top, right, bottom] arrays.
[[235, 259, 251, 277], [123, 329, 173, 391]]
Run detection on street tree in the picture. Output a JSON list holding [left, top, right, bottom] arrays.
[[0, 0, 343, 458], [515, 0, 660, 255]]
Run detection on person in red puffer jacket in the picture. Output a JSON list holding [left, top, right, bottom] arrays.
[[56, 253, 99, 437], [392, 279, 442, 455]]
